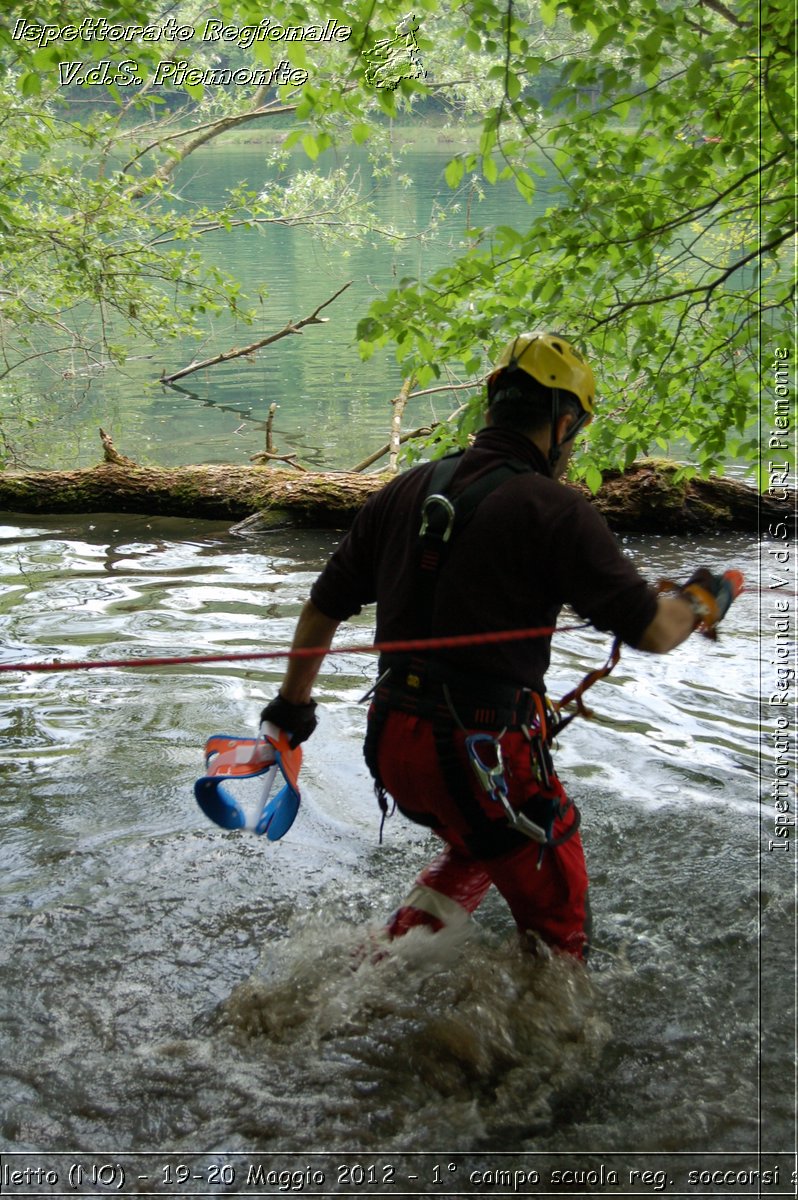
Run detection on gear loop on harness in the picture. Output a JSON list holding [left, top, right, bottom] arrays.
[[464, 732, 550, 846]]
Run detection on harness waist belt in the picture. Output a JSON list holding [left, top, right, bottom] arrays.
[[375, 655, 541, 730]]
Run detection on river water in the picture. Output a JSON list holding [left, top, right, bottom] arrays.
[[1, 136, 793, 1190], [0, 511, 792, 1190]]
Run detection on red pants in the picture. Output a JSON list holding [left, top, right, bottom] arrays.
[[374, 709, 590, 959]]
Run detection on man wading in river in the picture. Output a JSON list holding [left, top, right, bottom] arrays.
[[261, 332, 740, 959]]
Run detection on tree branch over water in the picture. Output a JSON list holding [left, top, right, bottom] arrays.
[[121, 99, 301, 191], [159, 280, 353, 385]]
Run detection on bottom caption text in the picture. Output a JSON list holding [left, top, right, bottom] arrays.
[[0, 1153, 794, 1196]]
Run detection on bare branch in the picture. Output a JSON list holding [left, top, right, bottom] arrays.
[[404, 377, 487, 400], [124, 98, 306, 200], [389, 377, 416, 473], [265, 402, 277, 453], [148, 214, 427, 247], [349, 424, 436, 472], [120, 102, 298, 176], [249, 451, 308, 471], [99, 427, 137, 466], [159, 280, 353, 385]]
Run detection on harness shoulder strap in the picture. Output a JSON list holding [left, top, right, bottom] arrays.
[[446, 457, 532, 531], [421, 454, 531, 535], [426, 452, 463, 494], [414, 455, 534, 636], [417, 453, 463, 544]]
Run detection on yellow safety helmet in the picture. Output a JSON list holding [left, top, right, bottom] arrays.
[[489, 331, 596, 417]]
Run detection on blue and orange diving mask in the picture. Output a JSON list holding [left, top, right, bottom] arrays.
[[194, 723, 302, 840]]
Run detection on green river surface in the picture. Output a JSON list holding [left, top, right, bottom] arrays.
[[0, 140, 793, 1190], [6, 138, 556, 474]]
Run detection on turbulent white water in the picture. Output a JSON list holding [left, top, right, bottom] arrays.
[[0, 516, 792, 1186]]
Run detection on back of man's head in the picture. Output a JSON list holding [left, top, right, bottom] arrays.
[[487, 367, 582, 434]]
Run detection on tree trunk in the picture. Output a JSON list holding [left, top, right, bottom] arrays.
[[574, 460, 776, 534], [0, 448, 781, 534], [0, 460, 387, 529]]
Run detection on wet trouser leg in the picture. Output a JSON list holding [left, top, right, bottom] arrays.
[[386, 845, 493, 937], [375, 709, 590, 959]]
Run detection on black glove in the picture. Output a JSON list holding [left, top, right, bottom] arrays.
[[681, 568, 743, 631], [260, 695, 318, 748]]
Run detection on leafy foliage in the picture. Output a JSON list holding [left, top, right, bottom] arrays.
[[0, 0, 419, 388], [0, 0, 792, 482], [355, 0, 795, 482]]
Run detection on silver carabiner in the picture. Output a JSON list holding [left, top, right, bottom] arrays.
[[419, 493, 456, 542], [466, 733, 548, 845], [466, 733, 507, 796]]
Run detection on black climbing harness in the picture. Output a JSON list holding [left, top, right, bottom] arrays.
[[363, 451, 581, 857]]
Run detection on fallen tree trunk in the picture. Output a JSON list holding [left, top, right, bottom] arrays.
[[0, 443, 782, 533], [0, 459, 385, 529]]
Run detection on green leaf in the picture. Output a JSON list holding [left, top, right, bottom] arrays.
[[482, 155, 498, 184], [514, 171, 536, 202], [445, 157, 465, 189], [302, 133, 319, 161], [541, 0, 559, 27], [585, 464, 603, 494], [356, 316, 382, 342], [281, 129, 303, 151], [19, 72, 41, 97], [479, 123, 498, 157]]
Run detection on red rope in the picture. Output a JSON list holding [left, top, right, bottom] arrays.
[[0, 622, 576, 675]]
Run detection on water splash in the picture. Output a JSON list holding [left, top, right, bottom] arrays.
[[220, 916, 608, 1150]]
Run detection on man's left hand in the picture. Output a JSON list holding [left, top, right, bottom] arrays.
[[260, 695, 318, 748]]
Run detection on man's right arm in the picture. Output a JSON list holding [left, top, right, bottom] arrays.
[[259, 491, 381, 746], [277, 599, 342, 704], [634, 569, 743, 653]]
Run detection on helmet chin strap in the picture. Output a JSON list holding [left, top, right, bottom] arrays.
[[548, 387, 563, 470], [548, 388, 591, 469]]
